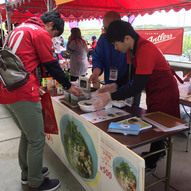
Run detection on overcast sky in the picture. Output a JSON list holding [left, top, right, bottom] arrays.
[[74, 9, 191, 29], [133, 9, 191, 27]]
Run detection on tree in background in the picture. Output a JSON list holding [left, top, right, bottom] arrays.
[[183, 34, 191, 61]]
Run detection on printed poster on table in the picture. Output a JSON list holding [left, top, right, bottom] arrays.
[[45, 99, 100, 191], [98, 133, 145, 191], [46, 97, 145, 191]]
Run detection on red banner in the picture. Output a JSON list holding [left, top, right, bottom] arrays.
[[136, 28, 184, 55]]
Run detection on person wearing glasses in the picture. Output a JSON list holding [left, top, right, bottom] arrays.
[[0, 11, 81, 191], [88, 11, 141, 107]]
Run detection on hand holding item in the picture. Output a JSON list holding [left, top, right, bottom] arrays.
[[68, 85, 82, 96], [38, 87, 46, 96], [93, 92, 111, 111], [98, 83, 118, 93], [88, 68, 101, 84], [88, 73, 99, 84]]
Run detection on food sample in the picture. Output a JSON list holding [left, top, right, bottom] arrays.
[[83, 102, 92, 106], [64, 120, 93, 178], [116, 161, 137, 191]]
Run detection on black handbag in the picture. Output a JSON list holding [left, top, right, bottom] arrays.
[[0, 32, 30, 91]]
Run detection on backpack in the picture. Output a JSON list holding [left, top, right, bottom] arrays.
[[0, 32, 30, 91]]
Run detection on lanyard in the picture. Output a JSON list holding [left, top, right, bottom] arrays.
[[129, 50, 133, 82]]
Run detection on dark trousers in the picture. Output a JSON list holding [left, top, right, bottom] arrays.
[[71, 76, 79, 82], [133, 92, 165, 168], [71, 75, 86, 82], [145, 140, 165, 168], [87, 49, 94, 61]]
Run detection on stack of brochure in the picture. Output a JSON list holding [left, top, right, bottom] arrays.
[[108, 122, 141, 135], [108, 116, 152, 135], [118, 117, 152, 131]]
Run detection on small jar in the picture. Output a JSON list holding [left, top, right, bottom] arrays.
[[57, 84, 63, 94]]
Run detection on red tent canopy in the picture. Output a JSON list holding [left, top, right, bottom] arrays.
[[1, 0, 191, 23]]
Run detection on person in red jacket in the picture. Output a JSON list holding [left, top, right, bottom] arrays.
[[87, 35, 97, 61], [0, 12, 81, 191], [93, 20, 180, 173]]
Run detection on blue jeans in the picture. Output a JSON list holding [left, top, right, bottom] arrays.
[[5, 101, 45, 188], [87, 49, 94, 61]]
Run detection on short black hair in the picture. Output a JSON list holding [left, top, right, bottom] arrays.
[[106, 20, 138, 43], [14, 22, 19, 27], [40, 11, 64, 36]]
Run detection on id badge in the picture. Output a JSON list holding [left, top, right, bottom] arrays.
[[109, 68, 118, 81], [125, 97, 134, 107]]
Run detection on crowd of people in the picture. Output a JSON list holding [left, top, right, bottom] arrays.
[[0, 10, 185, 191], [51, 32, 98, 81]]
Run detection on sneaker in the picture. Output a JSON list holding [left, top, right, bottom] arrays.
[[159, 151, 166, 159], [21, 167, 49, 185], [41, 167, 49, 176], [145, 166, 156, 175], [29, 177, 60, 191]]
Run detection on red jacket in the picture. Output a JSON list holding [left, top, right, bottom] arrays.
[[89, 40, 97, 50], [0, 17, 56, 104]]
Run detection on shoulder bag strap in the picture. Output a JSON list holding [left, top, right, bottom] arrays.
[[3, 31, 13, 49]]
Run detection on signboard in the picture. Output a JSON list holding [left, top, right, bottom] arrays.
[[45, 97, 145, 191], [136, 28, 184, 55]]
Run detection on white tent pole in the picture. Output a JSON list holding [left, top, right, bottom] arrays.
[[47, 0, 53, 11], [5, 0, 12, 33], [0, 13, 4, 46]]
